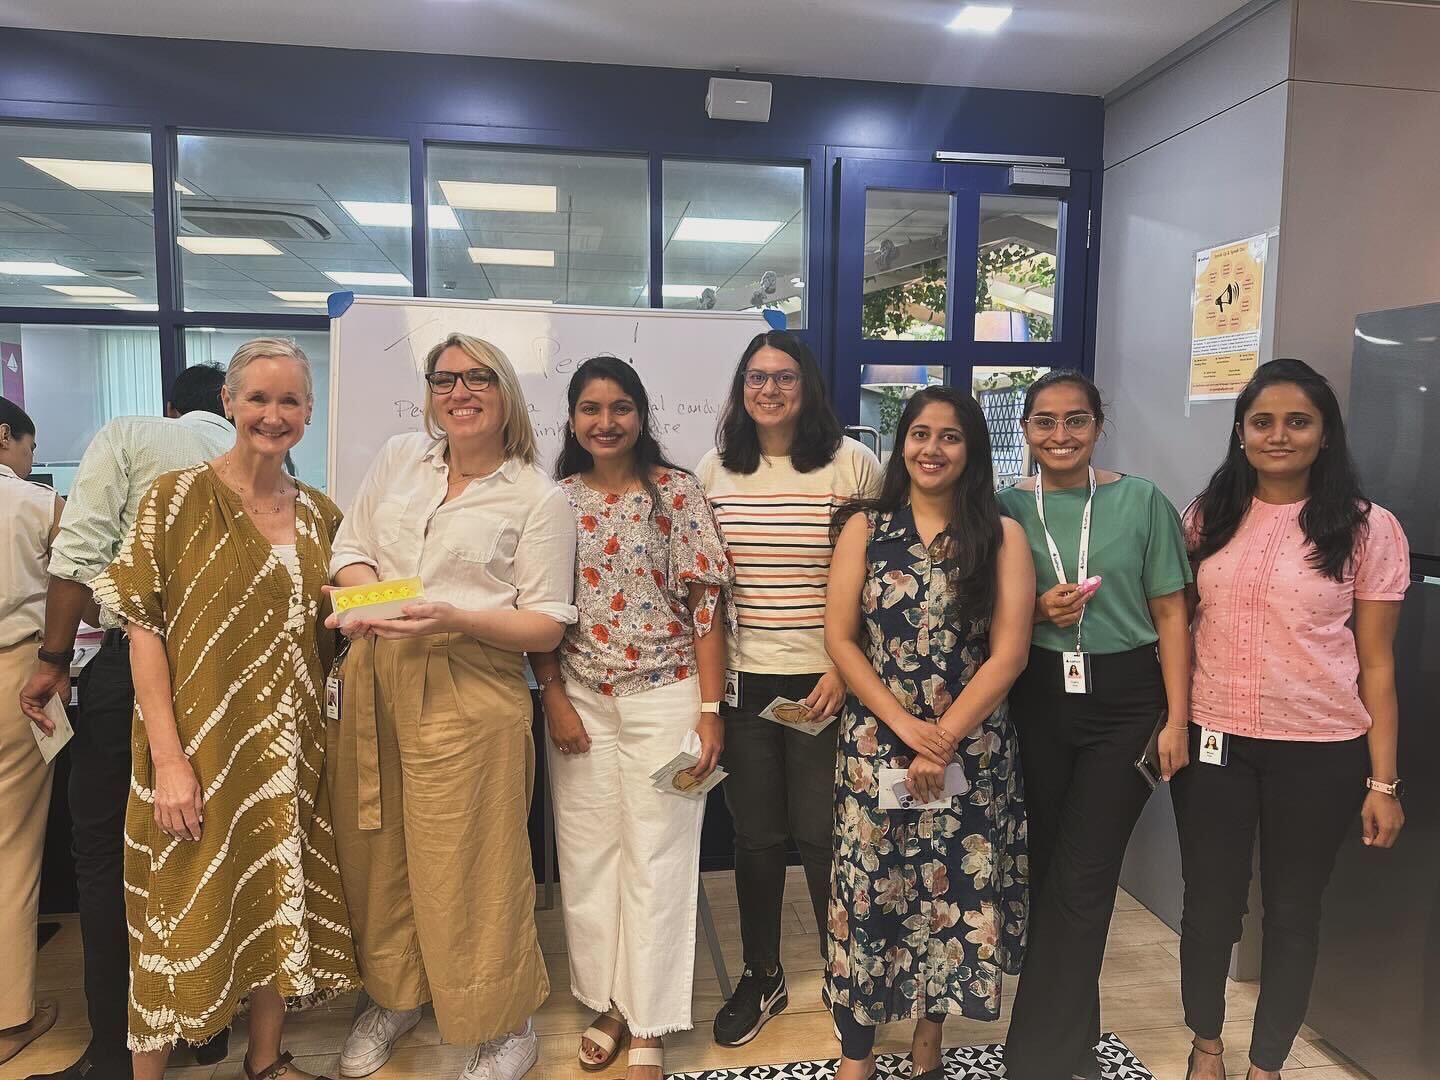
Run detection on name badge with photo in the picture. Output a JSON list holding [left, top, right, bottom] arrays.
[[723, 669, 740, 708], [1062, 651, 1091, 695], [325, 675, 343, 722], [1198, 726, 1229, 766]]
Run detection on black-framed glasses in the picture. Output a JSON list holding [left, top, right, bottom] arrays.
[[426, 367, 497, 394], [743, 369, 801, 391], [1022, 413, 1096, 435]]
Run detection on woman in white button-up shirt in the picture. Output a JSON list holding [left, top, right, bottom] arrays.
[[327, 333, 576, 1080]]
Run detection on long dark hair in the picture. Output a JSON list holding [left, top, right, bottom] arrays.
[[555, 356, 685, 515], [716, 330, 843, 474], [1190, 358, 1369, 581], [834, 387, 1002, 622]]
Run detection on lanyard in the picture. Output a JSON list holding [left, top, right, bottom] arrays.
[[1034, 465, 1096, 651]]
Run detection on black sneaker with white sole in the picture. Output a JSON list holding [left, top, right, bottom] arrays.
[[712, 965, 788, 1046]]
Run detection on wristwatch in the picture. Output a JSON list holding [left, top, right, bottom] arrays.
[[37, 645, 75, 669], [1366, 777, 1404, 800], [700, 701, 721, 714]]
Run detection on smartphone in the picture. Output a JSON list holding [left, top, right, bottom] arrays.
[[890, 763, 970, 810]]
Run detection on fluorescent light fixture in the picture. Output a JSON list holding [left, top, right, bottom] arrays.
[[947, 4, 1012, 32], [177, 236, 282, 256], [322, 270, 411, 287], [111, 303, 159, 311], [0, 261, 84, 276], [661, 284, 714, 299], [20, 157, 192, 194], [468, 247, 555, 267], [339, 201, 461, 230], [490, 298, 555, 305], [672, 217, 782, 244], [438, 181, 558, 213], [270, 290, 333, 303], [44, 284, 135, 298]]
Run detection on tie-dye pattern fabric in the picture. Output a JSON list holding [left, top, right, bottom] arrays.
[[90, 463, 358, 1051]]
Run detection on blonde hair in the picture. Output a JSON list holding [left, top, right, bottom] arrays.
[[423, 333, 537, 465], [224, 337, 314, 400]]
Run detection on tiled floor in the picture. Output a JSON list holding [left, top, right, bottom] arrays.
[[3, 869, 1365, 1080]]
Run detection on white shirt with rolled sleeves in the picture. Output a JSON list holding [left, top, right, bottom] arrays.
[[330, 432, 578, 626]]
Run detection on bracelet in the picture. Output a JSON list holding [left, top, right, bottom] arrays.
[[1165, 722, 1189, 731], [537, 672, 563, 692]]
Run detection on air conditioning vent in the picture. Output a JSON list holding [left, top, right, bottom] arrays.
[[177, 203, 338, 242], [92, 268, 144, 280]]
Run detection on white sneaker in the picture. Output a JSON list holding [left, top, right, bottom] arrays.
[[457, 1021, 539, 1080], [340, 1002, 424, 1077]]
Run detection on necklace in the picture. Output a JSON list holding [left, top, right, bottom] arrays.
[[219, 453, 292, 515]]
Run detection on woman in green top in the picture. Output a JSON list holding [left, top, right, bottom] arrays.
[[998, 371, 1193, 1080]]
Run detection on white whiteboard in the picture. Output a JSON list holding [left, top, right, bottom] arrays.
[[327, 296, 769, 511]]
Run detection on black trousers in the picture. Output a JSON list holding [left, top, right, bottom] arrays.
[[1004, 645, 1164, 1080], [69, 632, 135, 1070], [720, 671, 837, 970], [1170, 727, 1366, 1072]]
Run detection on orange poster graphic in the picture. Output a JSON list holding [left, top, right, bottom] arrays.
[[1189, 233, 1268, 400]]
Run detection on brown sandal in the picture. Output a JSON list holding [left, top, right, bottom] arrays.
[[244, 1050, 334, 1080]]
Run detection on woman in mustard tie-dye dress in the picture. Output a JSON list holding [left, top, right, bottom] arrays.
[[90, 339, 356, 1080]]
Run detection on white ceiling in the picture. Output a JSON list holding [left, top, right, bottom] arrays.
[[6, 0, 1253, 97]]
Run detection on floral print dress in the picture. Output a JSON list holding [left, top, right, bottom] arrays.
[[826, 507, 1028, 1025]]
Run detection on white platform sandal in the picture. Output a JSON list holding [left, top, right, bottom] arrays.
[[628, 1045, 665, 1078]]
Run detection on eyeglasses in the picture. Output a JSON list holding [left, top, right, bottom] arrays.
[[1022, 414, 1096, 435], [426, 367, 497, 394], [743, 369, 801, 391]]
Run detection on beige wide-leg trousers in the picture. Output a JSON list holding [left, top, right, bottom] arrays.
[[0, 635, 55, 1028], [329, 633, 548, 1044]]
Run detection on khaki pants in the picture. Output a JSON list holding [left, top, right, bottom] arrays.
[[329, 633, 548, 1044], [0, 636, 55, 1029]]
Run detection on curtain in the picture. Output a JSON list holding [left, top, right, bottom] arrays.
[[96, 329, 164, 419]]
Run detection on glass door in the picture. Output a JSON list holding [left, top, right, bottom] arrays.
[[833, 156, 1090, 474]]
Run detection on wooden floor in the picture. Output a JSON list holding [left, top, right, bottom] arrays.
[[5, 869, 1364, 1080]]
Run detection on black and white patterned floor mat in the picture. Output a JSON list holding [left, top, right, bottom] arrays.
[[669, 1033, 1152, 1080]]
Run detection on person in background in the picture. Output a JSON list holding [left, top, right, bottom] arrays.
[[1176, 359, 1408, 1080], [328, 333, 575, 1080], [824, 387, 1033, 1080], [531, 357, 733, 1080], [696, 330, 881, 1046], [18, 363, 232, 1080], [0, 398, 64, 1069], [87, 339, 356, 1080], [998, 371, 1192, 1080]]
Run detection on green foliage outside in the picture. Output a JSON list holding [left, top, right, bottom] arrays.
[[861, 246, 1057, 342]]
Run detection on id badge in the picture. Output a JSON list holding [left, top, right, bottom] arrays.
[[1198, 726, 1229, 766], [325, 675, 343, 722], [1062, 651, 1091, 695], [723, 669, 740, 708]]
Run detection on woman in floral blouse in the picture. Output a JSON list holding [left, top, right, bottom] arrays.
[[823, 386, 1033, 1080], [530, 356, 733, 1080]]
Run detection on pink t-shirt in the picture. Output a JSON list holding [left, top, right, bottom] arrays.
[[1189, 499, 1410, 742]]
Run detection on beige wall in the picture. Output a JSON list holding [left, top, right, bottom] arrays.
[[1271, 0, 1440, 403]]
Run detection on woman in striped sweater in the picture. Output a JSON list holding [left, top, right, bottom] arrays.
[[696, 330, 881, 1047]]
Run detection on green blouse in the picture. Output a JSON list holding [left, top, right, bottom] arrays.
[[997, 474, 1192, 655]]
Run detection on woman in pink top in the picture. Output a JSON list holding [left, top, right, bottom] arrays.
[[1175, 359, 1410, 1080]]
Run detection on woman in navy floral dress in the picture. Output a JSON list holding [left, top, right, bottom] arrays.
[[824, 387, 1034, 1080]]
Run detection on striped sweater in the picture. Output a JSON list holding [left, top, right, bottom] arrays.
[[696, 437, 882, 674]]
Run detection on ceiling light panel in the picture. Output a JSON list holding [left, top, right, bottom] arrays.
[[672, 217, 782, 244], [947, 4, 1013, 32], [44, 284, 135, 298], [323, 270, 411, 287], [340, 201, 461, 229], [438, 181, 558, 213], [20, 157, 192, 194], [270, 291, 333, 302], [177, 236, 283, 255], [468, 247, 556, 267], [0, 261, 84, 276]]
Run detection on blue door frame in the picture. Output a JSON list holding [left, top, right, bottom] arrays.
[[829, 155, 1092, 425]]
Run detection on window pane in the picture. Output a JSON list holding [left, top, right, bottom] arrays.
[[428, 146, 647, 306], [862, 190, 949, 340], [0, 126, 157, 309], [973, 366, 1050, 488], [185, 328, 331, 490], [5, 323, 162, 494], [662, 160, 805, 327], [975, 195, 1061, 342], [176, 133, 411, 314], [858, 364, 946, 461]]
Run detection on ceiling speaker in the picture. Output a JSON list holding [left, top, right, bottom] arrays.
[[706, 78, 773, 123]]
